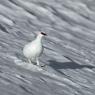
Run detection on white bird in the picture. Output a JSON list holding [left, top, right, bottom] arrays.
[[23, 32, 47, 66]]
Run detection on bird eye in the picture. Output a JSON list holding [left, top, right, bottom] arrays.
[[41, 32, 47, 36]]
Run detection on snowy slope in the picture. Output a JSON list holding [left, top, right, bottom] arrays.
[[0, 0, 95, 95]]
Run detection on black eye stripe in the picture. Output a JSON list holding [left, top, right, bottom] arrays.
[[41, 32, 47, 35]]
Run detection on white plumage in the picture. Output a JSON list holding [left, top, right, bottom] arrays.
[[23, 32, 47, 66]]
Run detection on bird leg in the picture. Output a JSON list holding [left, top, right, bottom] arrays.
[[28, 59, 31, 64], [36, 58, 40, 66]]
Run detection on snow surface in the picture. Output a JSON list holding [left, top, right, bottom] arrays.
[[0, 0, 95, 95]]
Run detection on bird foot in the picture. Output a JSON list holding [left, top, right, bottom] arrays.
[[40, 64, 47, 67]]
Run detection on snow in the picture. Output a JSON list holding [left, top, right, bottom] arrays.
[[0, 0, 95, 95]]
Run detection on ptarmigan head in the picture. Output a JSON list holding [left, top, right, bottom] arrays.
[[38, 32, 47, 36], [40, 32, 47, 36], [37, 32, 47, 38], [36, 32, 47, 41]]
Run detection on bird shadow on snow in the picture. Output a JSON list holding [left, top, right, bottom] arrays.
[[49, 60, 95, 69], [48, 59, 95, 75]]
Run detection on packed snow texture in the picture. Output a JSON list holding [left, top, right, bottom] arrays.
[[0, 0, 95, 95]]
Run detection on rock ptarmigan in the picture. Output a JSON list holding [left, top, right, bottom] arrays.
[[23, 32, 47, 66]]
